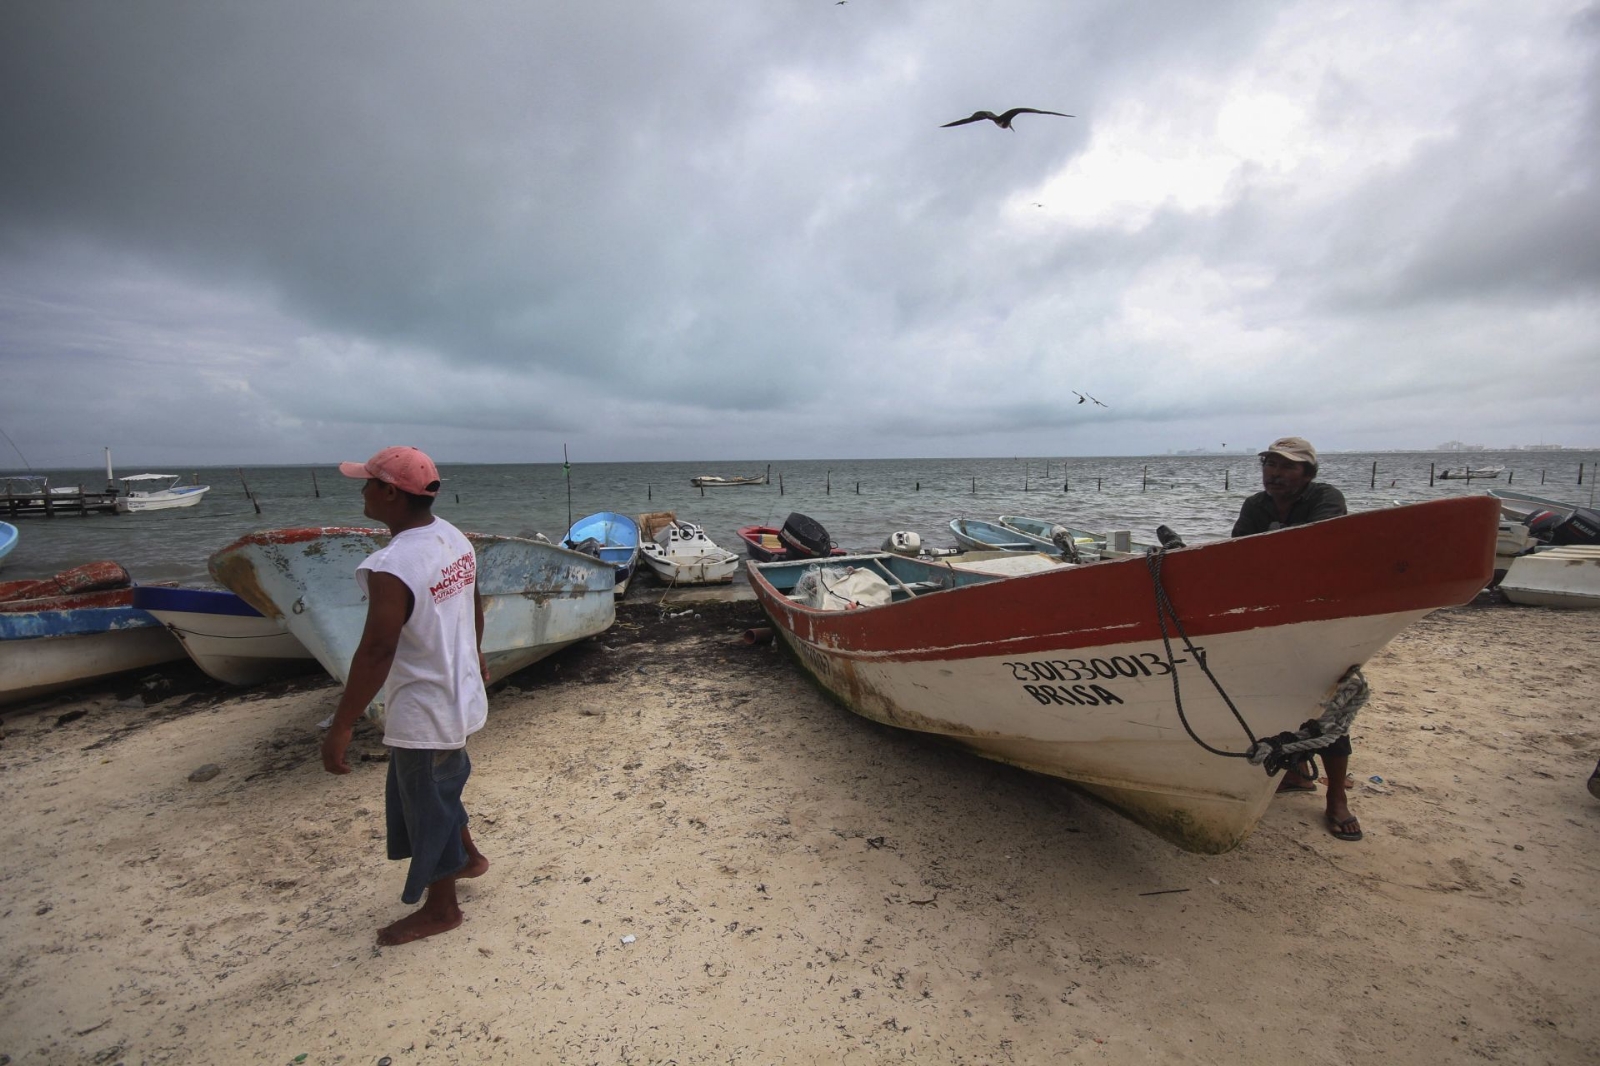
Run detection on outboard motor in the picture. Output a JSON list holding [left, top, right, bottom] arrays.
[[1552, 507, 1600, 546], [1524, 510, 1563, 543], [780, 512, 833, 558], [882, 530, 922, 556]]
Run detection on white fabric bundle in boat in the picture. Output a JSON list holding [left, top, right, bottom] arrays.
[[789, 565, 894, 611]]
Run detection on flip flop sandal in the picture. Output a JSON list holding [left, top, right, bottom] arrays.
[[1276, 778, 1317, 793], [1326, 813, 1363, 842]]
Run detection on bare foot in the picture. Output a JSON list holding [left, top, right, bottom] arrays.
[[460, 853, 490, 879], [376, 905, 463, 946]]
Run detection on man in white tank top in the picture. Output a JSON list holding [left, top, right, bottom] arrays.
[[322, 446, 491, 945]]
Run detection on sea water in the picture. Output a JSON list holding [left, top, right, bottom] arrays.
[[4, 451, 1596, 586]]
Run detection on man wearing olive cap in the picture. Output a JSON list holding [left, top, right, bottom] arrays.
[[1232, 437, 1362, 841], [1231, 437, 1347, 536]]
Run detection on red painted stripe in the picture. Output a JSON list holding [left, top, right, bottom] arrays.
[[752, 497, 1499, 662]]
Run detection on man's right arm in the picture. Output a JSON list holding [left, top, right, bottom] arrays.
[[321, 570, 412, 774]]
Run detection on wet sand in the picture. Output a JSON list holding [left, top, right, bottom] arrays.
[[1, 598, 1597, 1064]]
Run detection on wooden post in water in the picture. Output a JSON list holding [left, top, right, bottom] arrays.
[[311, 469, 320, 497], [1540, 469, 1546, 484], [1580, 464, 1586, 486], [765, 464, 771, 485], [1097, 478, 1102, 492], [1370, 461, 1377, 489], [855, 482, 860, 494], [1224, 469, 1229, 491], [915, 481, 920, 491], [648, 485, 652, 501], [779, 473, 784, 495], [1141, 467, 1148, 492], [971, 477, 976, 493], [1429, 462, 1435, 487], [1507, 470, 1514, 485], [238, 469, 253, 499], [1063, 477, 1069, 493], [826, 470, 831, 495]]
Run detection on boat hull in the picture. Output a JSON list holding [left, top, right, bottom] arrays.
[[208, 527, 616, 702], [750, 497, 1499, 853], [115, 485, 211, 513], [563, 512, 642, 599], [133, 585, 319, 685], [1499, 546, 1600, 608], [0, 589, 185, 706]]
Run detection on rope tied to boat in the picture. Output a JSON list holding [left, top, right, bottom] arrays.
[[1145, 544, 1372, 775], [1245, 666, 1370, 774], [1144, 546, 1257, 759]]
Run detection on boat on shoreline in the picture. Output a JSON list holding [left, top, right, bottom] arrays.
[[563, 511, 642, 598], [638, 513, 740, 585], [208, 527, 615, 712], [748, 496, 1500, 854], [0, 521, 16, 570], [0, 563, 185, 706], [131, 585, 319, 685]]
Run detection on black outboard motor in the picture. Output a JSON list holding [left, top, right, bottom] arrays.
[[1524, 510, 1564, 543], [565, 536, 604, 559], [1552, 507, 1600, 546], [779, 512, 833, 558]]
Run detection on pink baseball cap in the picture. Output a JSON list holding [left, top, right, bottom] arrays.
[[339, 446, 441, 497]]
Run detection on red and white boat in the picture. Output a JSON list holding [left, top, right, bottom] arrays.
[[747, 497, 1499, 854]]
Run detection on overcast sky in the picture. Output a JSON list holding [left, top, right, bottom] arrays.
[[1, 1, 1596, 467]]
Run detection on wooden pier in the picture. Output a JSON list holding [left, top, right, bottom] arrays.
[[2, 486, 120, 518]]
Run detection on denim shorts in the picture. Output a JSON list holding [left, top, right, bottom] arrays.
[[385, 746, 471, 905]]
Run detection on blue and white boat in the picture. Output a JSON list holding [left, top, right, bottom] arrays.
[[0, 521, 16, 570], [563, 511, 642, 598], [0, 566, 185, 706], [131, 585, 319, 686], [949, 517, 1055, 554], [208, 527, 615, 713]]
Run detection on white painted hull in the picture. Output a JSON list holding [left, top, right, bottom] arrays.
[[144, 607, 319, 685], [1500, 546, 1600, 608], [115, 486, 211, 512], [1, 627, 185, 706], [209, 528, 615, 709], [640, 548, 740, 585], [774, 610, 1429, 852]]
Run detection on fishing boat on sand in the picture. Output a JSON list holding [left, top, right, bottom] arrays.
[[208, 527, 615, 711], [638, 512, 740, 585], [748, 496, 1499, 854], [1498, 546, 1600, 608], [0, 562, 185, 706], [0, 521, 16, 570], [563, 511, 642, 598], [131, 585, 319, 686]]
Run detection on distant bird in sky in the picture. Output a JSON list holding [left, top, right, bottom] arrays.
[[1088, 394, 1108, 408], [942, 108, 1074, 129], [1072, 391, 1087, 405]]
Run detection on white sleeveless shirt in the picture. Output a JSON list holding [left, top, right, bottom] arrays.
[[356, 517, 488, 748]]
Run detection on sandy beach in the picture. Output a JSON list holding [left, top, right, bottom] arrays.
[[2, 595, 1596, 1065]]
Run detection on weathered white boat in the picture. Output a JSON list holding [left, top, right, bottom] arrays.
[[114, 474, 211, 513], [997, 515, 1157, 561], [748, 496, 1499, 854], [208, 527, 616, 701], [131, 585, 320, 685], [0, 565, 185, 706], [1498, 546, 1600, 608], [637, 514, 740, 585]]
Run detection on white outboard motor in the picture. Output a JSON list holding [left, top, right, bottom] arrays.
[[882, 530, 922, 556]]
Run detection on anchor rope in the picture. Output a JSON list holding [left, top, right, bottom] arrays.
[[1144, 545, 1371, 775], [1144, 547, 1256, 759]]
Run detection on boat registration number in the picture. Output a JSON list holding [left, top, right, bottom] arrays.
[[1003, 649, 1207, 708]]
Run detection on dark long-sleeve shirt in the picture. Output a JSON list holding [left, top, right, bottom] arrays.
[[1232, 482, 1348, 537]]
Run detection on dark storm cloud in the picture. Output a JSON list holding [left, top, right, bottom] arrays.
[[0, 1, 1595, 464]]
